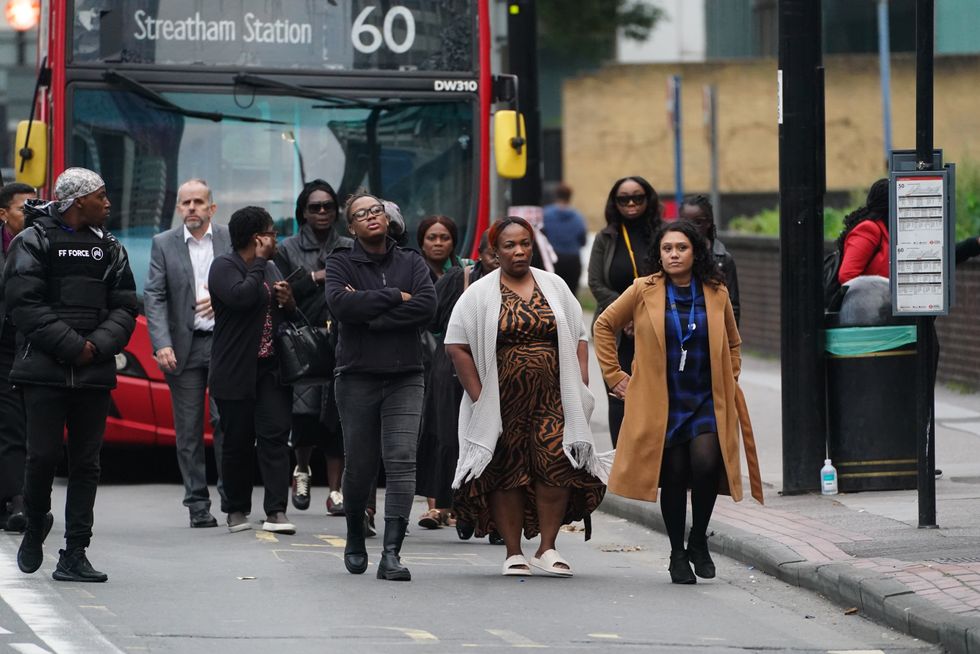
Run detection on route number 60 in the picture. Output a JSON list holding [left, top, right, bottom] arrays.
[[351, 6, 416, 54]]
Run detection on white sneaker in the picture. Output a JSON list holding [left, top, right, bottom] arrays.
[[262, 512, 296, 535], [291, 467, 311, 511], [326, 490, 345, 516]]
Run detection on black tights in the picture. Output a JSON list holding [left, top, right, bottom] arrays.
[[659, 432, 723, 551]]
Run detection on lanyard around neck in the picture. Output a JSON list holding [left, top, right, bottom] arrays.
[[619, 224, 639, 279], [666, 281, 698, 348]]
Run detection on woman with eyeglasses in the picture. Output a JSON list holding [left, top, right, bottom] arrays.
[[274, 180, 352, 517], [324, 190, 436, 581], [587, 176, 662, 447]]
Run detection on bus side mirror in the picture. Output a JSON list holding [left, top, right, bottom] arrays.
[[494, 110, 527, 180], [15, 120, 48, 188]]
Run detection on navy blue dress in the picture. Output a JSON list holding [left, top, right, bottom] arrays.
[[663, 280, 717, 446]]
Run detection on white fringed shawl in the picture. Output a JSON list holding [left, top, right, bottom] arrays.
[[444, 267, 614, 488]]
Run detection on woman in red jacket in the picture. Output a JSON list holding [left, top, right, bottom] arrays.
[[838, 178, 889, 284]]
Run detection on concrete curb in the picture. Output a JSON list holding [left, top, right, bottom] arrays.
[[600, 493, 980, 654]]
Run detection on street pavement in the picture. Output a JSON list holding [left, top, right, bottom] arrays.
[[0, 483, 934, 654], [0, 350, 973, 652], [588, 353, 980, 654]]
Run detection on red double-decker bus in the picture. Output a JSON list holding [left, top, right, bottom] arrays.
[[17, 0, 523, 447]]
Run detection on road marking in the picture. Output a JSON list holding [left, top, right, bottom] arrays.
[[315, 534, 346, 548], [0, 541, 127, 654], [588, 633, 621, 639], [486, 629, 548, 648], [0, 625, 12, 634], [254, 531, 278, 543], [78, 605, 116, 617], [828, 651, 885, 654], [378, 627, 438, 643], [11, 644, 54, 653]]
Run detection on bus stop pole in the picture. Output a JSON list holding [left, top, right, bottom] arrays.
[[914, 0, 938, 529], [778, 0, 826, 493]]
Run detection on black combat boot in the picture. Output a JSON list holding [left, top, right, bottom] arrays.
[[52, 548, 108, 582], [686, 529, 716, 579], [17, 512, 54, 574], [376, 517, 411, 581], [344, 508, 368, 574], [668, 549, 697, 585]]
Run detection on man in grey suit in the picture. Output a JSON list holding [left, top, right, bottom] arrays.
[[144, 179, 230, 528]]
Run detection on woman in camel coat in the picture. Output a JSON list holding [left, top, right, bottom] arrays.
[[594, 220, 762, 585]]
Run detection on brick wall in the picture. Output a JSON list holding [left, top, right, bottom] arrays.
[[723, 234, 980, 388]]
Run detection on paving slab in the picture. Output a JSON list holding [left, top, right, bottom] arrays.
[[590, 351, 980, 654]]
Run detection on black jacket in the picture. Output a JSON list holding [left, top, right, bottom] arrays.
[[713, 238, 741, 326], [208, 252, 290, 400], [2, 205, 137, 389], [274, 224, 352, 326], [324, 238, 436, 376], [274, 225, 353, 415]]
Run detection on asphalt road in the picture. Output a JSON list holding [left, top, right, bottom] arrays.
[[0, 483, 938, 654]]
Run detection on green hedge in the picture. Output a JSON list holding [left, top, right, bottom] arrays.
[[728, 159, 980, 241]]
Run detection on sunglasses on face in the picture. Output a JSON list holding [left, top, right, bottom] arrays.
[[615, 194, 647, 207], [306, 202, 336, 214], [350, 204, 386, 222]]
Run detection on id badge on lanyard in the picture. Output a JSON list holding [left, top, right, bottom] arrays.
[[667, 282, 697, 372]]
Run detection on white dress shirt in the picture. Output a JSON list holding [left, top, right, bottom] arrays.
[[184, 223, 215, 332]]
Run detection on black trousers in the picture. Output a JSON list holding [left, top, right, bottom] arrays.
[[216, 361, 292, 516], [21, 384, 110, 550], [553, 252, 582, 298], [0, 375, 26, 502], [606, 334, 635, 448]]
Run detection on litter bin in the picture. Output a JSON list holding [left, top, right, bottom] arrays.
[[824, 322, 918, 492]]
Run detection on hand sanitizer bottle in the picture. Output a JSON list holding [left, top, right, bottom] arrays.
[[821, 458, 838, 495]]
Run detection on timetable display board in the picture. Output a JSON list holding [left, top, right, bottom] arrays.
[[890, 169, 954, 316]]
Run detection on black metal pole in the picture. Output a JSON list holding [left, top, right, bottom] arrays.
[[778, 0, 826, 494], [507, 0, 543, 206], [914, 0, 938, 529]]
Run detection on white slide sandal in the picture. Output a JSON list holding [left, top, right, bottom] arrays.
[[530, 549, 573, 577], [502, 554, 532, 576]]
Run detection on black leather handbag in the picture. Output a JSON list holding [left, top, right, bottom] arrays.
[[277, 309, 335, 384]]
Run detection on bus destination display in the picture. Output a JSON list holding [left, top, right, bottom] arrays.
[[71, 0, 474, 73]]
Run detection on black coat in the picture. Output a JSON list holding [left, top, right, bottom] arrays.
[[274, 225, 352, 415], [712, 238, 741, 326], [324, 238, 436, 376], [2, 209, 137, 390], [208, 253, 289, 400]]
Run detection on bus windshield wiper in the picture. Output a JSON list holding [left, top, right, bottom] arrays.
[[103, 71, 286, 125], [234, 74, 378, 109]]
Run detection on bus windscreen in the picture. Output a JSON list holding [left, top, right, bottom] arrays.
[[67, 87, 475, 293], [71, 0, 474, 73]]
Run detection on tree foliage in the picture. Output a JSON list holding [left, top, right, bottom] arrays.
[[537, 0, 665, 61]]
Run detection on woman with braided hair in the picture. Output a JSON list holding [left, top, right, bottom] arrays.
[[837, 178, 890, 285]]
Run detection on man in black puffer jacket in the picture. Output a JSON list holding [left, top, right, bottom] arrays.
[[2, 168, 137, 583]]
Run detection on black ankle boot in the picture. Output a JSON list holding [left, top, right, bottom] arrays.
[[52, 548, 108, 582], [17, 512, 54, 574], [687, 530, 716, 579], [344, 509, 368, 574], [377, 517, 411, 581], [668, 549, 696, 584]]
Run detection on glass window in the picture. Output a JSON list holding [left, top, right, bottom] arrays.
[[68, 87, 475, 292]]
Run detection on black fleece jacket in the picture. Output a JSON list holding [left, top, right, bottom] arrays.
[[324, 238, 436, 375]]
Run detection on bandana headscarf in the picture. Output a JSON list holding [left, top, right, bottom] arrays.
[[54, 167, 105, 213]]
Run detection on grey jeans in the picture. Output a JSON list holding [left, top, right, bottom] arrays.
[[335, 372, 424, 521], [165, 333, 224, 512]]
